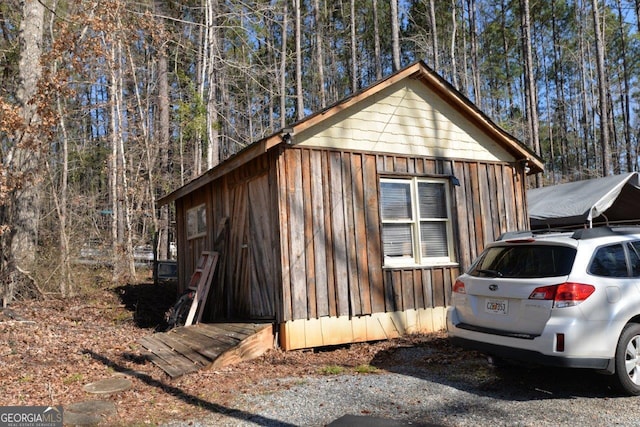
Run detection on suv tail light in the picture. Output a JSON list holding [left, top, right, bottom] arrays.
[[529, 282, 595, 308], [453, 279, 466, 294]]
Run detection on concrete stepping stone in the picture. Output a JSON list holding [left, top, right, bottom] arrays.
[[83, 377, 132, 394], [64, 400, 117, 426]]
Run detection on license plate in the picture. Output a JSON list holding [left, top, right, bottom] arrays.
[[485, 298, 508, 315]]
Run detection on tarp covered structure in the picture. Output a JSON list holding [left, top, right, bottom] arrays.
[[527, 172, 640, 229]]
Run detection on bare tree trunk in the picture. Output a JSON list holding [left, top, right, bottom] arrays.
[[206, 0, 220, 168], [109, 58, 120, 282], [551, 0, 568, 178], [149, 0, 171, 260], [328, 18, 339, 102], [390, 0, 400, 71], [467, 0, 481, 104], [3, 0, 45, 302], [314, 0, 326, 108], [157, 41, 170, 260], [372, 0, 382, 80], [125, 43, 155, 269], [591, 0, 611, 176], [429, 0, 439, 71], [521, 0, 540, 187], [55, 97, 71, 296], [108, 37, 135, 283], [460, 0, 470, 95], [295, 0, 304, 120], [350, 0, 358, 92], [280, 1, 288, 128], [450, 0, 458, 88], [46, 0, 72, 296], [266, 10, 276, 133], [542, 57, 556, 183], [500, 0, 513, 115], [577, 2, 592, 175], [118, 113, 136, 280], [194, 8, 205, 176], [615, 0, 633, 172]]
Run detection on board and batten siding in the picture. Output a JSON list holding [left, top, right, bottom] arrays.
[[177, 153, 280, 323], [175, 189, 211, 295], [167, 61, 536, 350], [277, 145, 528, 326]]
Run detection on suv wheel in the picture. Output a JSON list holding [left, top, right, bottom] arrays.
[[614, 323, 640, 395]]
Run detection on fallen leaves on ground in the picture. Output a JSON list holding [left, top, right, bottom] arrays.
[[0, 279, 464, 426]]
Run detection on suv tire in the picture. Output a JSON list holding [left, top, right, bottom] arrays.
[[614, 323, 640, 395]]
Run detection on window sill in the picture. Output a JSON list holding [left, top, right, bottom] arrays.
[[383, 262, 459, 270]]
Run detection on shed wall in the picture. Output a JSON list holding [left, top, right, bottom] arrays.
[[277, 146, 528, 322], [177, 153, 280, 323]]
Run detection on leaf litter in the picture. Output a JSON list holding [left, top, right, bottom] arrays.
[[0, 280, 468, 426]]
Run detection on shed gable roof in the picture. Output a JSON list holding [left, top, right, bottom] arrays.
[[159, 61, 542, 205]]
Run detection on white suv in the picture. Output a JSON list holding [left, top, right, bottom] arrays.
[[447, 226, 640, 395]]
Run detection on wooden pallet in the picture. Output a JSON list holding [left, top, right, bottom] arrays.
[[139, 323, 274, 378]]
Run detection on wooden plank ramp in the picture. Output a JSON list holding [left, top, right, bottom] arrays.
[[139, 323, 274, 378]]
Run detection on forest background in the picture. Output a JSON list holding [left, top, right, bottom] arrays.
[[0, 0, 638, 300]]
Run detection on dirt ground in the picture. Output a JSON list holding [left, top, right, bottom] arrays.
[[0, 275, 464, 426]]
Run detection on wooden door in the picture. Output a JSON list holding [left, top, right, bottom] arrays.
[[225, 173, 276, 320]]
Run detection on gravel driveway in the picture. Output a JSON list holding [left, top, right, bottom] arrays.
[[162, 342, 640, 427]]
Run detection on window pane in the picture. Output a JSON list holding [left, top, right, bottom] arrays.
[[187, 204, 207, 239], [469, 245, 576, 278], [187, 210, 196, 238], [629, 242, 640, 277], [418, 182, 447, 218], [382, 223, 413, 258], [589, 244, 628, 277], [420, 222, 449, 257], [380, 181, 412, 220], [197, 205, 207, 234]]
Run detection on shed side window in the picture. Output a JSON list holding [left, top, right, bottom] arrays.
[[186, 204, 207, 239], [380, 177, 455, 267]]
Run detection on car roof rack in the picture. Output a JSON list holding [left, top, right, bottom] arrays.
[[572, 225, 640, 240], [498, 225, 640, 242], [497, 231, 534, 241], [497, 229, 574, 241]]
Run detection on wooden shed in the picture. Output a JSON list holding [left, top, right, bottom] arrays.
[[158, 60, 543, 351]]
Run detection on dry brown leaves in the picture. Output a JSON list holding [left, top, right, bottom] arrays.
[[0, 282, 458, 426]]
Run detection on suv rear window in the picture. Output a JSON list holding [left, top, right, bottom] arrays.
[[469, 245, 576, 278]]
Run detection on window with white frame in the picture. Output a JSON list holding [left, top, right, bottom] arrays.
[[380, 177, 455, 267]]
